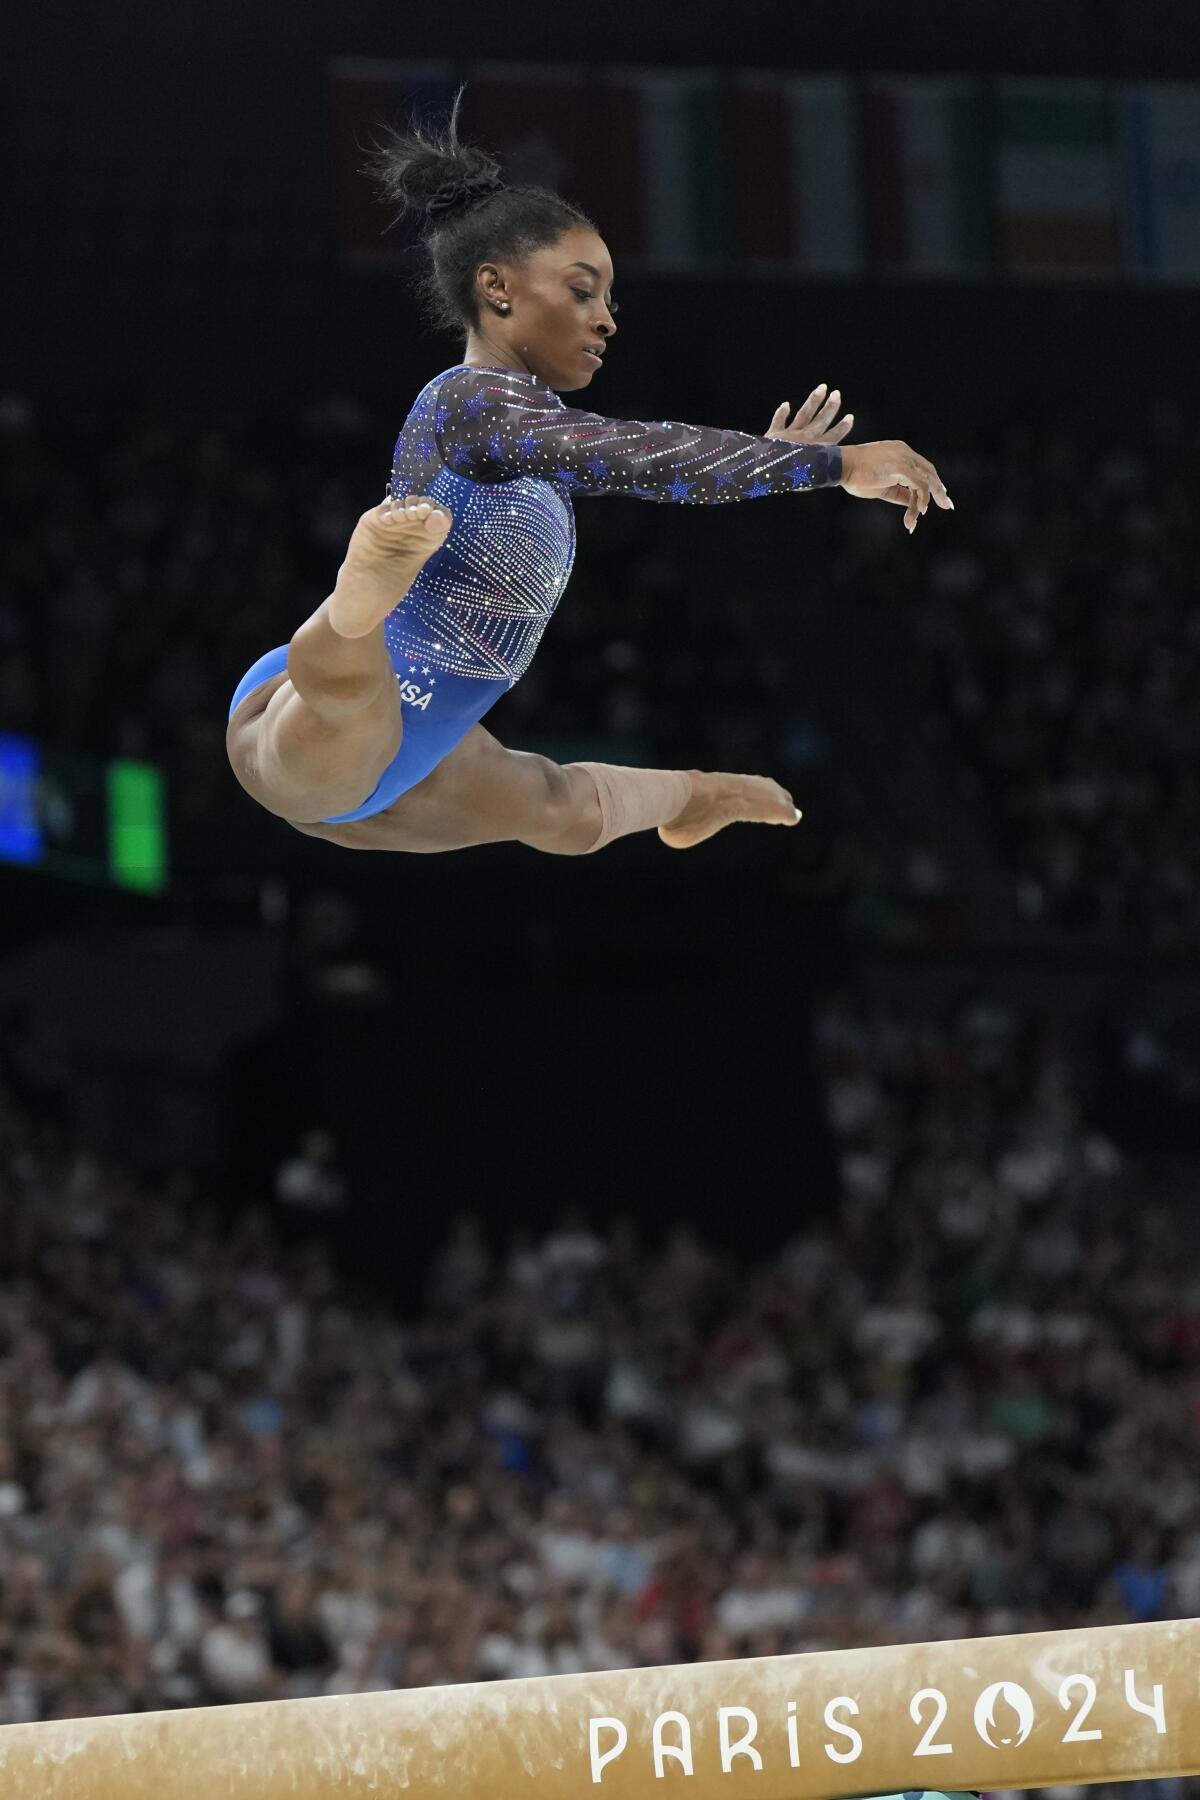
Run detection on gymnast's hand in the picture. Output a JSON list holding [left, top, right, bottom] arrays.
[[765, 383, 854, 447], [838, 440, 954, 534]]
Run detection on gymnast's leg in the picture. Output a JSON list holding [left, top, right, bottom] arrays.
[[320, 721, 800, 855], [229, 495, 799, 854], [226, 496, 452, 824]]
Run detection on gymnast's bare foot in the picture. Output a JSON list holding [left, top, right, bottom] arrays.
[[327, 495, 452, 639], [659, 771, 801, 849]]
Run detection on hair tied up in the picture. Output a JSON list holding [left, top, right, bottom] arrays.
[[426, 173, 507, 222], [364, 80, 594, 336]]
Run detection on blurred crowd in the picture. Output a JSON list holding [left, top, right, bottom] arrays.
[[2, 384, 1196, 940], [1, 997, 1197, 1737], [898, 396, 1199, 943]]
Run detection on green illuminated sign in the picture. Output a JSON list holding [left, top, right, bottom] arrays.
[[106, 760, 167, 894]]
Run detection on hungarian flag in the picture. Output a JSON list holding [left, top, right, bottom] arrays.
[[1118, 83, 1200, 283], [859, 77, 990, 277], [995, 80, 1119, 278]]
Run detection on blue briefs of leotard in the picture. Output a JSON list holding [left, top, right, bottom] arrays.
[[227, 647, 502, 824]]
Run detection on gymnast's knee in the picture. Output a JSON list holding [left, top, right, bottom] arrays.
[[524, 758, 603, 854]]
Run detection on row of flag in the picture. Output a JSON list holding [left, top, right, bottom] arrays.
[[331, 60, 1200, 285]]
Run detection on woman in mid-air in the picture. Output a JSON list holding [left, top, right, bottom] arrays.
[[226, 91, 951, 857]]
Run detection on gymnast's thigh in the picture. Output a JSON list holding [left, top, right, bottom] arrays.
[[348, 724, 575, 853]]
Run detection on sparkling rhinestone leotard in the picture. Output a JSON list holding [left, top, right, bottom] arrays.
[[227, 364, 843, 822]]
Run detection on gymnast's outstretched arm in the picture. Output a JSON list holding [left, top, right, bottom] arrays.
[[430, 365, 844, 502]]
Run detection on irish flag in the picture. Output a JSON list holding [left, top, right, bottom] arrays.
[[860, 77, 990, 277], [996, 80, 1119, 277]]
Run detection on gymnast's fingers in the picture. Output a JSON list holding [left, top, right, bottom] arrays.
[[811, 386, 842, 429], [788, 384, 828, 430], [910, 451, 953, 509], [901, 469, 931, 533]]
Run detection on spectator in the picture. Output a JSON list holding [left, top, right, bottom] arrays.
[[274, 1130, 347, 1217], [0, 998, 1197, 1800]]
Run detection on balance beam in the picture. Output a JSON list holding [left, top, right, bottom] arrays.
[[0, 1618, 1195, 1798]]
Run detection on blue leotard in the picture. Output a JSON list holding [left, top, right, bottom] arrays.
[[227, 365, 842, 822]]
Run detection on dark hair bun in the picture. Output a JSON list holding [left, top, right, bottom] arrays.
[[425, 173, 506, 221], [365, 84, 504, 230], [362, 80, 596, 338]]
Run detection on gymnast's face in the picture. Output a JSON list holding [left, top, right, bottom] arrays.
[[469, 226, 619, 392]]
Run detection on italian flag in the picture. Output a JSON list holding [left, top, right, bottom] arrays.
[[859, 77, 990, 276], [996, 80, 1118, 277]]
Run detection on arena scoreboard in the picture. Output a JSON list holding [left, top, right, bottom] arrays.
[[0, 732, 168, 894]]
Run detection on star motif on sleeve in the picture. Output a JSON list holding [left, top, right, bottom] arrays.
[[714, 469, 736, 489], [746, 476, 773, 498], [552, 465, 581, 487], [434, 404, 451, 433], [786, 459, 814, 488], [630, 484, 659, 500], [585, 452, 611, 480], [416, 435, 434, 462], [450, 443, 475, 470], [488, 432, 506, 461], [517, 430, 538, 455], [667, 475, 695, 500], [463, 389, 489, 418]]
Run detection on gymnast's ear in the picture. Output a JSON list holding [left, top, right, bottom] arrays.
[[475, 262, 504, 301]]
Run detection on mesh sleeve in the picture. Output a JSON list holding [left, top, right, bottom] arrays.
[[432, 366, 842, 502]]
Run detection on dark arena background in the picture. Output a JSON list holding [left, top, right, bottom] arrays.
[[2, 0, 1200, 1790]]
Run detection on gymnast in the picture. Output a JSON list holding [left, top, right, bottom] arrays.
[[226, 90, 952, 856]]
